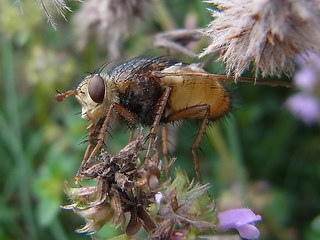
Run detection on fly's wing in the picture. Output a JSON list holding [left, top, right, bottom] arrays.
[[152, 70, 294, 120], [152, 71, 294, 88]]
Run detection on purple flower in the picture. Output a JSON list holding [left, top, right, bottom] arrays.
[[294, 53, 320, 91], [286, 93, 320, 125], [218, 208, 262, 239], [287, 52, 320, 124], [295, 67, 317, 91]]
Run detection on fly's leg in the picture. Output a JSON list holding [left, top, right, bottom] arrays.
[[191, 106, 210, 182], [162, 124, 171, 178], [114, 104, 138, 144], [86, 104, 138, 162], [76, 121, 98, 180], [83, 121, 95, 162], [129, 127, 136, 143], [76, 103, 138, 181], [78, 118, 107, 174], [146, 87, 172, 161], [164, 104, 210, 182], [75, 105, 115, 181]]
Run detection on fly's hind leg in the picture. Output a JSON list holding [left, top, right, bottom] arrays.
[[191, 106, 210, 182], [164, 104, 210, 182], [162, 124, 171, 178]]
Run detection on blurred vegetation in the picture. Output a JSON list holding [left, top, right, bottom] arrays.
[[0, 0, 319, 240]]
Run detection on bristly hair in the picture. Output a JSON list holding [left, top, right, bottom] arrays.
[[125, 57, 176, 82], [95, 60, 113, 75], [107, 56, 177, 83], [40, 0, 72, 29]]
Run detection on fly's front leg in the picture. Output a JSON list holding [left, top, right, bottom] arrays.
[[85, 104, 138, 163], [76, 103, 138, 181], [76, 121, 95, 175], [146, 87, 172, 161], [164, 104, 210, 182], [75, 105, 115, 181], [76, 120, 103, 181], [83, 121, 95, 161]]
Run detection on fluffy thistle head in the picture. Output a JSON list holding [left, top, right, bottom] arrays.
[[200, 0, 320, 79]]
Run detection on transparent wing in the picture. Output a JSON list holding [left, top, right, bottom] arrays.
[[152, 71, 294, 88]]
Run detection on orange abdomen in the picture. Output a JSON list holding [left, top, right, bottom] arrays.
[[167, 80, 231, 120]]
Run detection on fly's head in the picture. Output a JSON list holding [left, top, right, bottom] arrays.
[[77, 74, 110, 120], [56, 73, 119, 121]]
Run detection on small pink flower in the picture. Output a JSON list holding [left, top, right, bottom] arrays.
[[286, 93, 320, 125], [218, 208, 262, 239]]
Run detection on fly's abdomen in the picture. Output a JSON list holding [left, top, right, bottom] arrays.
[[168, 81, 231, 120]]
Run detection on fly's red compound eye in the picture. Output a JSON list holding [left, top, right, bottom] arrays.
[[88, 75, 105, 103]]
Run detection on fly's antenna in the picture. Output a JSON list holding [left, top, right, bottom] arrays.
[[55, 90, 77, 102]]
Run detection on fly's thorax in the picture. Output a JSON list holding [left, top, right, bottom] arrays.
[[75, 73, 119, 120]]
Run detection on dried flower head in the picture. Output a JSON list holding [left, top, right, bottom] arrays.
[[63, 131, 163, 236], [62, 131, 221, 239], [200, 0, 320, 79], [73, 0, 152, 58]]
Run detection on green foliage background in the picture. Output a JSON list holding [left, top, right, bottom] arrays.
[[0, 0, 319, 239]]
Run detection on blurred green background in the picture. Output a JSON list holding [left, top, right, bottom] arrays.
[[0, 0, 319, 239]]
